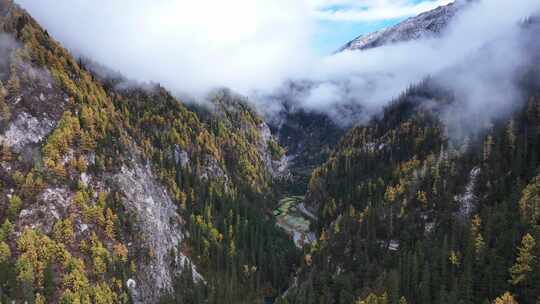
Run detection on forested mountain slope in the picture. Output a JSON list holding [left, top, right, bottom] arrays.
[[0, 1, 299, 303], [270, 105, 346, 195], [281, 21, 540, 304]]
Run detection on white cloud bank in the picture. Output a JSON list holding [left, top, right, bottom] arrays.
[[13, 0, 459, 97], [272, 0, 540, 129], [14, 0, 317, 96], [13, 0, 540, 133]]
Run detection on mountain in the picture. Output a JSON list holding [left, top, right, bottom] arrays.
[[285, 80, 540, 304], [0, 1, 298, 303], [271, 107, 344, 194], [339, 0, 464, 52], [274, 0, 467, 194], [281, 15, 540, 304], [0, 0, 539, 304], [263, 82, 349, 195]]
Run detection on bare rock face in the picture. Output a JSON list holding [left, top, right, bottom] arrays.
[[256, 122, 289, 179], [114, 161, 201, 303], [455, 167, 481, 220], [200, 154, 228, 182], [173, 146, 190, 168], [18, 187, 72, 234], [0, 111, 56, 152], [340, 1, 465, 52]]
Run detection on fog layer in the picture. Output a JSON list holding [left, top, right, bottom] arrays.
[[13, 0, 540, 132]]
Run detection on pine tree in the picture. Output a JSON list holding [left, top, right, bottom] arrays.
[[7, 195, 22, 220], [6, 63, 19, 95], [387, 269, 400, 304], [0, 241, 11, 264], [52, 218, 75, 245], [509, 233, 537, 285], [471, 215, 486, 257], [420, 263, 431, 304], [483, 135, 494, 161], [104, 208, 117, 240], [519, 176, 540, 227], [0, 80, 9, 120], [0, 220, 13, 242], [506, 119, 517, 153]]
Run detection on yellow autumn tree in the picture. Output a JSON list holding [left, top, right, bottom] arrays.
[[0, 241, 11, 263], [52, 217, 75, 245], [519, 176, 540, 227], [0, 80, 10, 120], [509, 233, 537, 285], [493, 292, 518, 304]]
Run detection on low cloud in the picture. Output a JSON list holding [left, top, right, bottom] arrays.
[[261, 0, 540, 134], [13, 0, 462, 99], [15, 0, 317, 97], [13, 0, 540, 137]]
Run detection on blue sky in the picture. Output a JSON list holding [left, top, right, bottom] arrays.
[[313, 18, 404, 54], [310, 0, 453, 54]]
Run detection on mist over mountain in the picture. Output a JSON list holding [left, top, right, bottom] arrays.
[[15, 0, 540, 133], [14, 0, 316, 97], [264, 0, 539, 127], [0, 1, 539, 304]]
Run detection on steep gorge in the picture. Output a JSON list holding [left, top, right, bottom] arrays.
[[0, 0, 539, 303]]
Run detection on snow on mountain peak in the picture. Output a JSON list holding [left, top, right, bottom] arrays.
[[339, 1, 467, 52]]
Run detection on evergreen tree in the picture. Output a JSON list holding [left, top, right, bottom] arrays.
[[0, 81, 9, 120], [509, 233, 537, 286], [6, 63, 19, 95]]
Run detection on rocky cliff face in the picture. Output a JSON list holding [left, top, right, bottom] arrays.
[[113, 154, 201, 303]]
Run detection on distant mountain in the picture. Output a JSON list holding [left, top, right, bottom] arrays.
[[339, 0, 464, 52], [270, 0, 471, 189], [270, 1, 467, 191]]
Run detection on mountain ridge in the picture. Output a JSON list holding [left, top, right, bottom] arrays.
[[339, 0, 464, 52]]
